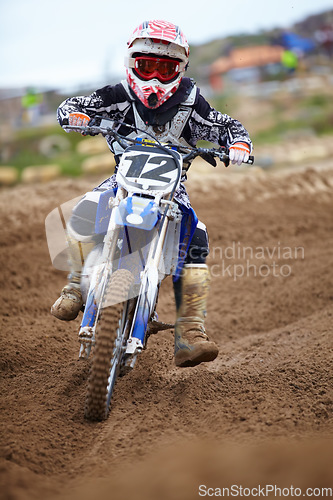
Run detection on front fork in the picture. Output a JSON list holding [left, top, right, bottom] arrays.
[[78, 190, 125, 359], [125, 213, 170, 356]]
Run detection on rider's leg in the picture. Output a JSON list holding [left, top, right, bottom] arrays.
[[51, 193, 99, 321], [174, 222, 219, 367], [50, 223, 95, 321]]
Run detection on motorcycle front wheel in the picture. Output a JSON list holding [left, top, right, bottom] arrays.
[[84, 268, 134, 421]]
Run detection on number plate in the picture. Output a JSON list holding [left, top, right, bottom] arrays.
[[116, 145, 181, 195]]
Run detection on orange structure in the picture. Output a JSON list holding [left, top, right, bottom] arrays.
[[210, 45, 284, 90]]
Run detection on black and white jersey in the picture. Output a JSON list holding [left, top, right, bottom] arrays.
[[57, 77, 252, 153], [57, 78, 252, 207]]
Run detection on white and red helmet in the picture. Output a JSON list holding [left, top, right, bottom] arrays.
[[125, 20, 190, 109]]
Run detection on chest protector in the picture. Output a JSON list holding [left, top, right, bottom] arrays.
[[121, 80, 197, 147]]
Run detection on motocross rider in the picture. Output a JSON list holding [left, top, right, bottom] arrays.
[[51, 19, 253, 368]]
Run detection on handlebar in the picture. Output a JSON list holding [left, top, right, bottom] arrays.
[[181, 148, 254, 166], [63, 116, 254, 166]]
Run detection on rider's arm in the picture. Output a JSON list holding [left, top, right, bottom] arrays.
[[57, 92, 103, 126], [57, 84, 131, 127], [185, 93, 253, 153]]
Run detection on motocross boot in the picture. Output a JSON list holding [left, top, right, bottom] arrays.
[[51, 228, 94, 321], [51, 273, 83, 321], [174, 264, 219, 367]]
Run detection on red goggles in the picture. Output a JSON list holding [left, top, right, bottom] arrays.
[[133, 56, 181, 82]]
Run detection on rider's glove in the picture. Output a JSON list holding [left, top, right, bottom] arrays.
[[229, 142, 251, 166], [68, 112, 90, 127]]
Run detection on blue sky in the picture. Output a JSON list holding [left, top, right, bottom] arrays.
[[0, 0, 332, 90]]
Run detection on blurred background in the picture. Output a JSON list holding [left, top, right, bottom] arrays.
[[0, 0, 333, 185]]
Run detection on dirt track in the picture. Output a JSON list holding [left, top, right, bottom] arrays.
[[1, 162, 333, 499]]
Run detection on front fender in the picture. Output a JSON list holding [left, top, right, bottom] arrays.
[[115, 196, 160, 230]]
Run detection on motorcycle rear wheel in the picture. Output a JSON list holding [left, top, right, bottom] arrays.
[[84, 268, 134, 421]]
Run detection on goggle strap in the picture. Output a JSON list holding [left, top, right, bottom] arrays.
[[126, 57, 136, 69]]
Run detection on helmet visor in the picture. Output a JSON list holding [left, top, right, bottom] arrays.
[[134, 56, 180, 82]]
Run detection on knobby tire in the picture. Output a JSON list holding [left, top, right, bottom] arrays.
[[85, 268, 134, 421]]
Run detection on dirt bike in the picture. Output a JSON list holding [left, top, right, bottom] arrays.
[[52, 117, 254, 421]]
